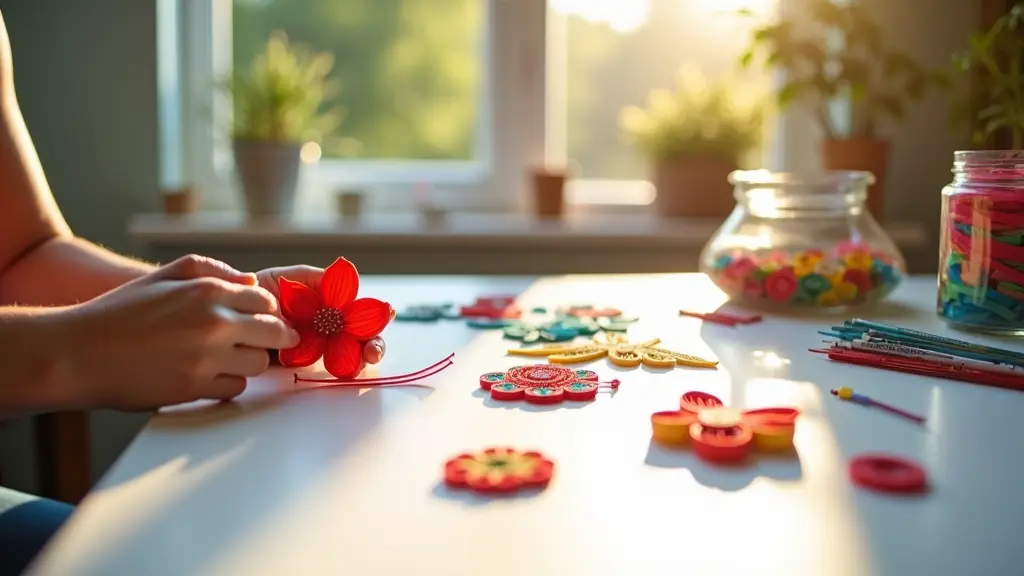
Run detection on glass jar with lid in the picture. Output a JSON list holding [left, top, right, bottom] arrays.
[[699, 170, 906, 310], [938, 150, 1024, 335]]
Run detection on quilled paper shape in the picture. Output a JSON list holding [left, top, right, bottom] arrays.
[[849, 454, 929, 494], [460, 296, 521, 319], [508, 333, 718, 371], [478, 365, 615, 406], [278, 257, 395, 379], [650, 391, 800, 465], [444, 448, 554, 493]]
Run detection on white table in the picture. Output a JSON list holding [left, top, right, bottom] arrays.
[[28, 274, 1024, 576]]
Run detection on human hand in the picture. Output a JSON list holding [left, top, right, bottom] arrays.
[[57, 255, 299, 410], [254, 265, 390, 366]]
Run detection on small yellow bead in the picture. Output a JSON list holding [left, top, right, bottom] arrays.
[[837, 386, 854, 400]]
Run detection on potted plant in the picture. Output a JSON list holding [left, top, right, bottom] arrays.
[[619, 68, 765, 219], [951, 3, 1024, 149], [223, 32, 343, 218], [738, 0, 950, 220]]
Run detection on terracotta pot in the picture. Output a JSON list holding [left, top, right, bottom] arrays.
[[234, 139, 302, 218], [651, 156, 737, 219], [162, 187, 196, 214], [821, 138, 890, 221], [530, 168, 568, 218], [336, 190, 364, 219]]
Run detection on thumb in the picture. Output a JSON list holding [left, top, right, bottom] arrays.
[[154, 255, 257, 285]]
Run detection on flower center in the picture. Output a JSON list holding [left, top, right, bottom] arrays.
[[312, 307, 344, 335]]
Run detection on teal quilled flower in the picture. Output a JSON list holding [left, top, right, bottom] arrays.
[[798, 273, 831, 297]]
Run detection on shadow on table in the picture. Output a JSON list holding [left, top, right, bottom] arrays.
[[430, 481, 546, 506], [66, 380, 408, 576], [644, 440, 802, 492], [471, 388, 598, 412]]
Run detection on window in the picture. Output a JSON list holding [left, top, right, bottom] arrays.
[[548, 0, 781, 205], [167, 0, 811, 215]]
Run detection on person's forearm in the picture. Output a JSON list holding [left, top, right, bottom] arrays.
[[0, 306, 82, 418], [0, 236, 155, 306]]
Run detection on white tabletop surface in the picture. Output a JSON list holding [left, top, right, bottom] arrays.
[[28, 274, 1024, 576]]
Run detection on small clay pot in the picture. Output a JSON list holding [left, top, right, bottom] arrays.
[[336, 190, 364, 219], [651, 155, 736, 219], [162, 187, 196, 214], [531, 167, 569, 218], [821, 137, 891, 221]]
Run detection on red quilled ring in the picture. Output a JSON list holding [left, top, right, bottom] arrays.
[[480, 372, 507, 389], [574, 369, 599, 382], [690, 422, 753, 464], [562, 381, 599, 401], [849, 454, 928, 494], [680, 391, 724, 414]]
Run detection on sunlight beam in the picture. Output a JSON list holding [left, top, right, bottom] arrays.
[[550, 0, 651, 33]]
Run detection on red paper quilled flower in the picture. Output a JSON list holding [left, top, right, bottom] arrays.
[[444, 448, 555, 493], [278, 257, 395, 379], [650, 391, 800, 464], [478, 365, 620, 406]]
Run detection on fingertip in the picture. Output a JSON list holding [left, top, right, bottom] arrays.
[[240, 272, 258, 285], [365, 341, 384, 364]]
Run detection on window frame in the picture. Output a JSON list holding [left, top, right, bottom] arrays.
[[165, 0, 816, 215]]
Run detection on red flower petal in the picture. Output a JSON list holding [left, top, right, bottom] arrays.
[[278, 277, 321, 326], [342, 298, 394, 340], [320, 257, 359, 310], [323, 333, 364, 379], [279, 327, 326, 367]]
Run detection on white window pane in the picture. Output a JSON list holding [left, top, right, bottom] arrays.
[[232, 0, 484, 161], [550, 0, 778, 182]]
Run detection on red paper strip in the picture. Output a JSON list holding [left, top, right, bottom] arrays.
[[294, 353, 456, 386], [810, 347, 1024, 392]]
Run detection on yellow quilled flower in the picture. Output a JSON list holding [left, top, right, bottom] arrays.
[[816, 281, 858, 307], [508, 333, 717, 370], [843, 251, 874, 271], [793, 252, 823, 276]]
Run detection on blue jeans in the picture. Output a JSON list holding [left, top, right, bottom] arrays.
[[0, 487, 73, 575]]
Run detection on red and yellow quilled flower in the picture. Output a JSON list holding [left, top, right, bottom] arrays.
[[444, 448, 555, 493], [651, 391, 800, 464], [278, 257, 395, 379]]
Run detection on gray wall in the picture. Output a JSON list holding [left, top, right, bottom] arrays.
[[868, 0, 977, 261], [0, 0, 980, 495]]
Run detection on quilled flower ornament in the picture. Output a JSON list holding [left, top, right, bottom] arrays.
[[508, 333, 717, 370], [444, 448, 554, 493], [278, 257, 455, 384], [650, 391, 800, 464], [479, 365, 620, 405]]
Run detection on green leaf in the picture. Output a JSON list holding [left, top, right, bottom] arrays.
[[776, 81, 807, 109], [874, 95, 905, 120], [739, 49, 755, 69], [849, 83, 867, 103], [906, 77, 925, 99], [978, 103, 1006, 120]]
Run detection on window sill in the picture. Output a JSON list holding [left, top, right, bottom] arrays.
[[129, 211, 929, 249]]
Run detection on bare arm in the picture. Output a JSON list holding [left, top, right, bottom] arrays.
[[0, 306, 81, 418], [0, 9, 153, 306]]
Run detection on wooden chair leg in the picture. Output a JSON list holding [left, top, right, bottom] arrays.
[[35, 411, 91, 504]]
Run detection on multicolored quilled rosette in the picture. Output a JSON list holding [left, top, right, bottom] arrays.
[[703, 241, 903, 309], [478, 365, 619, 405], [444, 448, 555, 493], [650, 391, 801, 464]]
